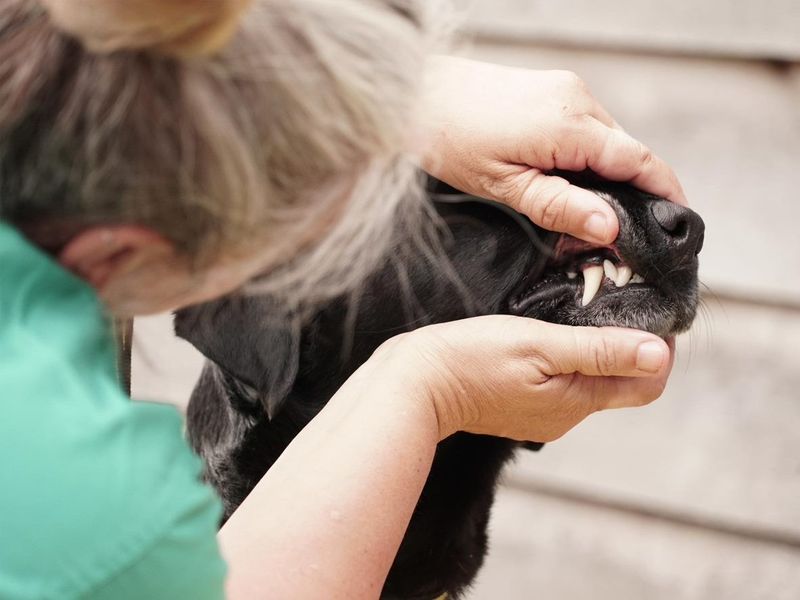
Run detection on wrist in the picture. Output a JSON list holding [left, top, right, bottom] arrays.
[[359, 332, 466, 442], [413, 54, 459, 178]]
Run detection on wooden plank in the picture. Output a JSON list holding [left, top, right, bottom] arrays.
[[504, 298, 800, 539], [462, 42, 800, 304], [453, 0, 800, 61], [469, 486, 800, 600]]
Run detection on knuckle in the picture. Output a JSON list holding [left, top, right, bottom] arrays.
[[637, 144, 655, 169], [573, 75, 590, 93], [554, 69, 583, 89], [523, 350, 557, 385], [474, 169, 511, 202], [526, 178, 571, 231], [587, 336, 618, 376], [549, 71, 593, 116], [538, 195, 567, 231], [474, 167, 532, 212]]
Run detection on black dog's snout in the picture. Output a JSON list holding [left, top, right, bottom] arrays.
[[650, 201, 705, 258]]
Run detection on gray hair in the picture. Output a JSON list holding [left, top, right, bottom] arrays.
[[0, 0, 451, 312]]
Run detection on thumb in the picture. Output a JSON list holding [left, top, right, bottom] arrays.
[[531, 324, 671, 379], [502, 168, 620, 246]]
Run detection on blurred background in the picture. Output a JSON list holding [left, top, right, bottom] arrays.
[[132, 1, 800, 598]]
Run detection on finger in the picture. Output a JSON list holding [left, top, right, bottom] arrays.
[[545, 334, 674, 413], [530, 324, 671, 379], [581, 121, 688, 206], [511, 170, 620, 245], [593, 338, 675, 409], [550, 69, 617, 129], [567, 364, 672, 412]]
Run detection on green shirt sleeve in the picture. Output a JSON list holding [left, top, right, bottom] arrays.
[[0, 223, 227, 600]]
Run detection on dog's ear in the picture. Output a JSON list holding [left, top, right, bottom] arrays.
[[174, 296, 300, 420]]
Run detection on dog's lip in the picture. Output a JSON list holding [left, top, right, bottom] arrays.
[[548, 234, 633, 272], [510, 233, 653, 311], [561, 273, 651, 299], [508, 269, 652, 314], [550, 234, 617, 263]]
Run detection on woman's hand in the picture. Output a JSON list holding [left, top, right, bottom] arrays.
[[420, 56, 687, 246], [220, 316, 672, 598], [366, 315, 674, 442]]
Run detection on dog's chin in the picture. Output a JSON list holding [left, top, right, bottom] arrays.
[[509, 273, 697, 338]]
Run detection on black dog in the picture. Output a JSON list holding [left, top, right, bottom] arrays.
[[176, 177, 704, 600]]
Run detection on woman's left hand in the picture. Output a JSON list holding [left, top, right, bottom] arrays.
[[419, 56, 687, 246]]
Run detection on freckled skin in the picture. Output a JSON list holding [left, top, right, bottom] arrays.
[[176, 180, 704, 600]]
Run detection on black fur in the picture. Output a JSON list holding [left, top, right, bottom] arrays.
[[175, 178, 704, 600]]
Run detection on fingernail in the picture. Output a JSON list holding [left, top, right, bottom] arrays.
[[584, 212, 611, 242], [636, 341, 667, 373]]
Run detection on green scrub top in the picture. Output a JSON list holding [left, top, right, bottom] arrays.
[[0, 222, 227, 599]]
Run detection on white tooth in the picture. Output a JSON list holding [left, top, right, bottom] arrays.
[[630, 274, 645, 284], [615, 265, 632, 287], [603, 260, 617, 281], [581, 265, 604, 306], [567, 271, 577, 279]]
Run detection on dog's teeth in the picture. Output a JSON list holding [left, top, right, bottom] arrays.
[[630, 273, 645, 284], [615, 265, 632, 287], [581, 265, 604, 306], [603, 260, 617, 282], [567, 271, 578, 280]]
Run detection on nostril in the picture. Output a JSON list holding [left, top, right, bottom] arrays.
[[670, 218, 688, 239], [650, 201, 705, 257], [651, 202, 687, 236]]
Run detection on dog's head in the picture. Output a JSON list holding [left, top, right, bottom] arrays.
[[176, 180, 704, 421]]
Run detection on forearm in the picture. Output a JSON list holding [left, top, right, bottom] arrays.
[[217, 355, 440, 599]]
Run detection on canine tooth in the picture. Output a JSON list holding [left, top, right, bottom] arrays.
[[630, 274, 645, 284], [615, 265, 632, 287], [567, 271, 578, 279], [603, 260, 617, 281], [581, 265, 604, 306]]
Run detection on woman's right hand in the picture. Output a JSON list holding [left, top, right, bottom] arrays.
[[364, 315, 674, 443], [220, 315, 673, 599]]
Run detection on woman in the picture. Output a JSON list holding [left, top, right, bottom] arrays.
[[0, 1, 681, 598]]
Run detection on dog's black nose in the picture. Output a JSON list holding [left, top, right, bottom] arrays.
[[651, 201, 705, 258]]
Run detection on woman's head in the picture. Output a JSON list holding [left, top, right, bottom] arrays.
[[0, 0, 445, 315]]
